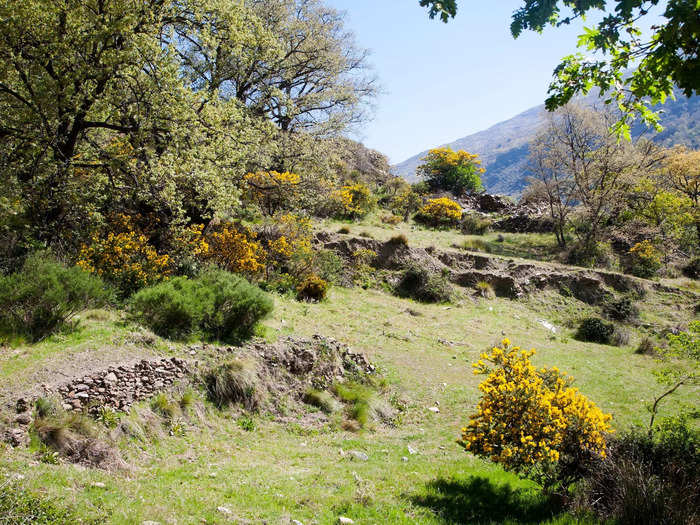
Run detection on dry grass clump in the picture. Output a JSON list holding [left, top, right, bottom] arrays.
[[203, 358, 262, 411], [475, 281, 495, 299]]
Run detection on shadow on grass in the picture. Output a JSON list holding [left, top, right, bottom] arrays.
[[411, 475, 566, 524]]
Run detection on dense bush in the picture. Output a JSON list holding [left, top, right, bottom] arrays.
[[313, 250, 345, 285], [460, 213, 492, 235], [296, 274, 329, 302], [414, 197, 463, 227], [604, 296, 640, 322], [574, 417, 699, 525], [576, 317, 615, 344], [331, 183, 375, 219], [130, 269, 272, 342], [394, 265, 453, 303], [0, 254, 109, 342], [683, 256, 700, 279], [417, 147, 485, 194], [566, 241, 617, 269], [460, 339, 612, 492]]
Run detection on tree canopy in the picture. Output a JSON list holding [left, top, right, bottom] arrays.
[[419, 0, 700, 137]]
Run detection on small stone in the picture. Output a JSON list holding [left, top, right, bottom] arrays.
[[104, 372, 118, 383], [217, 506, 232, 515], [407, 445, 418, 455], [428, 406, 440, 414], [348, 450, 368, 461], [142, 521, 161, 525], [338, 517, 354, 524], [292, 520, 304, 525], [15, 398, 29, 413], [14, 413, 31, 426], [401, 456, 408, 462], [91, 482, 106, 489]]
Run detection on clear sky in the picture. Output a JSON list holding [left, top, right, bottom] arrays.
[[324, 1, 651, 164]]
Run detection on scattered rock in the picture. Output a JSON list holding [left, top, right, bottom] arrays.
[[338, 518, 355, 525], [217, 506, 232, 515], [14, 413, 31, 426], [3, 428, 28, 447], [407, 445, 418, 455], [428, 406, 440, 414], [349, 450, 369, 461], [90, 482, 106, 489]]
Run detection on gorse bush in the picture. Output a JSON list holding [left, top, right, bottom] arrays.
[[130, 269, 272, 342], [0, 254, 109, 342], [296, 274, 328, 302], [77, 214, 171, 297], [627, 240, 662, 278], [576, 317, 615, 344], [331, 183, 375, 219], [394, 264, 453, 303], [415, 197, 462, 227], [417, 147, 485, 194], [459, 339, 613, 492]]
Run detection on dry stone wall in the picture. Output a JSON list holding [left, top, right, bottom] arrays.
[[42, 357, 190, 415]]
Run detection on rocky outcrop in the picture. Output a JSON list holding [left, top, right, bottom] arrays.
[[44, 357, 190, 415], [315, 233, 692, 302]]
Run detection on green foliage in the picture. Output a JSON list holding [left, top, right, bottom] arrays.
[[417, 147, 484, 194], [576, 317, 615, 345], [296, 274, 329, 302], [575, 416, 699, 525], [394, 264, 454, 303], [204, 358, 261, 411], [151, 393, 178, 420], [603, 297, 639, 323], [130, 269, 273, 342], [0, 481, 89, 524], [333, 381, 374, 428], [627, 240, 662, 278], [313, 250, 344, 285], [0, 253, 109, 342], [566, 241, 616, 269], [237, 415, 256, 432]]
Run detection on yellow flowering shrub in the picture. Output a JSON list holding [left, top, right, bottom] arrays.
[[205, 223, 265, 275], [417, 147, 485, 193], [77, 215, 171, 296], [459, 339, 613, 491], [330, 183, 375, 219], [416, 197, 463, 227], [244, 171, 301, 216], [627, 240, 662, 278]]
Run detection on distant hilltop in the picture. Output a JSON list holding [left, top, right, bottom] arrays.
[[392, 90, 700, 197]]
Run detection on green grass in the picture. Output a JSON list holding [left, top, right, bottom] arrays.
[[0, 264, 696, 523]]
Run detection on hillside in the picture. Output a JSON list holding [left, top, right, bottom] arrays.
[[393, 92, 700, 196]]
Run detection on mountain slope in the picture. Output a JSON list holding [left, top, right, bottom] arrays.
[[393, 92, 700, 196]]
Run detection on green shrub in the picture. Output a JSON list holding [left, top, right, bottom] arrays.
[[0, 253, 109, 342], [0, 482, 87, 524], [626, 240, 663, 278], [150, 393, 178, 420], [394, 264, 453, 303], [604, 297, 640, 322], [204, 358, 261, 411], [566, 241, 617, 269], [314, 250, 344, 285], [460, 213, 492, 235], [296, 274, 328, 302], [131, 268, 272, 342], [237, 415, 256, 431], [576, 317, 615, 344], [574, 417, 699, 525]]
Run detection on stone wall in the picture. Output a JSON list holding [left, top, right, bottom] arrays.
[[44, 357, 190, 415]]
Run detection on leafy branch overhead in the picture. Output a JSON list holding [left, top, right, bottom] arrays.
[[419, 0, 700, 137]]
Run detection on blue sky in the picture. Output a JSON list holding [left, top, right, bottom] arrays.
[[324, 1, 654, 163]]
